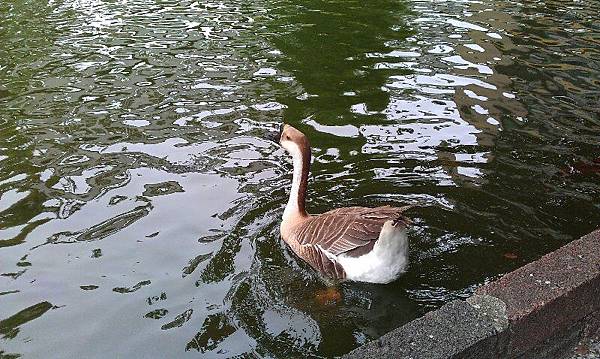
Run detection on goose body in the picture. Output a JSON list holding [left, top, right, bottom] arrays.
[[276, 124, 410, 284]]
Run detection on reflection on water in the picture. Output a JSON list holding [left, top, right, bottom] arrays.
[[1, 0, 599, 357]]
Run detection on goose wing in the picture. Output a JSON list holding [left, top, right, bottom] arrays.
[[292, 205, 410, 256]]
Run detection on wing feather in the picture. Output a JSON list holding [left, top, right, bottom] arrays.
[[291, 206, 410, 256]]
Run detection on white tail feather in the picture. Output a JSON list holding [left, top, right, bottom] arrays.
[[336, 220, 409, 284]]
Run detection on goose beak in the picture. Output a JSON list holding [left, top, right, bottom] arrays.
[[265, 123, 284, 144]]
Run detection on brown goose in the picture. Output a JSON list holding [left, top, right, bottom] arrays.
[[275, 124, 410, 284]]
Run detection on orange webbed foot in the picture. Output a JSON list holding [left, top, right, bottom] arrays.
[[315, 287, 343, 306]]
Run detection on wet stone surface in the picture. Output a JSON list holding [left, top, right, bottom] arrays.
[[571, 339, 600, 359]]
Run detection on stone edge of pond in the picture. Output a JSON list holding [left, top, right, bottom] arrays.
[[343, 229, 600, 359]]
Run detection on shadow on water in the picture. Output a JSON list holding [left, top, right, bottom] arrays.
[[269, 0, 413, 122], [0, 0, 599, 357]]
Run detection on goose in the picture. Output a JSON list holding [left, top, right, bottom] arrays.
[[272, 124, 411, 284]]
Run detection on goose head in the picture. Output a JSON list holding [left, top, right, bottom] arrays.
[[278, 124, 310, 156], [275, 124, 312, 222]]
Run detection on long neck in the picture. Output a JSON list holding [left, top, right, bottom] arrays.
[[283, 143, 310, 221]]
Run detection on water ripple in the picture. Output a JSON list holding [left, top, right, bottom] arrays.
[[0, 0, 599, 357]]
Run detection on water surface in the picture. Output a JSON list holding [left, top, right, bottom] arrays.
[[1, 0, 599, 357]]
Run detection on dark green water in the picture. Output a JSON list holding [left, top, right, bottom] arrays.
[[1, 0, 599, 357]]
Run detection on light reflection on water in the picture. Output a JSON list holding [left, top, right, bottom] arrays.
[[1, 0, 599, 357]]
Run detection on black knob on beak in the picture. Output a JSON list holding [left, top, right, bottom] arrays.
[[266, 123, 284, 144]]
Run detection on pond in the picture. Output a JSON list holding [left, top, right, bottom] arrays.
[[1, 0, 599, 357]]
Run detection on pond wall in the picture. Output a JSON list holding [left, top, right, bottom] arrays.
[[344, 229, 600, 358]]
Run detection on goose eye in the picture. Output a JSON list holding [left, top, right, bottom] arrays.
[[284, 135, 290, 140]]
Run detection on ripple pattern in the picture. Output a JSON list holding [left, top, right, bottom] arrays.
[[1, 0, 599, 357]]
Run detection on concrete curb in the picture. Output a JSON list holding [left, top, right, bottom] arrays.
[[344, 230, 600, 359]]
